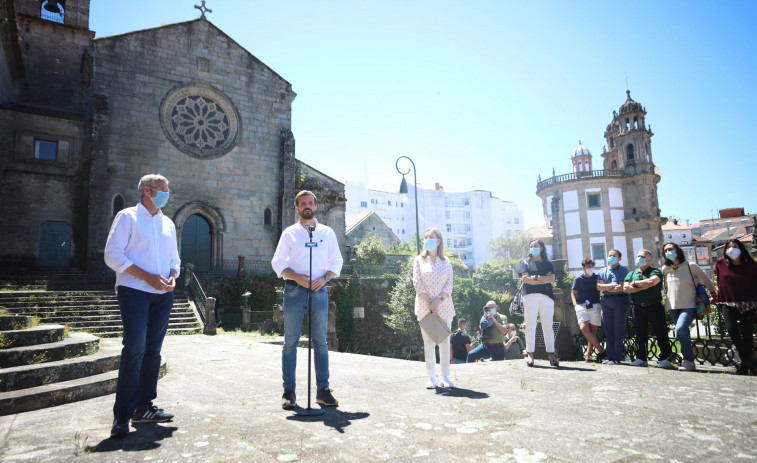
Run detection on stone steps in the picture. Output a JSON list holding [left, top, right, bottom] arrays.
[[0, 340, 121, 392], [0, 358, 167, 416], [1, 324, 65, 348], [0, 315, 32, 331], [0, 332, 100, 368]]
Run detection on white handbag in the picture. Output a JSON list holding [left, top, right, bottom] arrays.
[[418, 312, 452, 344]]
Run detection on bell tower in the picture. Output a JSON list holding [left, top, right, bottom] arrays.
[[602, 90, 654, 170], [10, 0, 93, 114]]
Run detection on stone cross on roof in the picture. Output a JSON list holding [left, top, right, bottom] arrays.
[[195, 0, 212, 19]]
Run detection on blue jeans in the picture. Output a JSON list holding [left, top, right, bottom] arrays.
[[466, 343, 505, 362], [282, 284, 329, 391], [601, 296, 630, 362], [113, 286, 174, 419], [670, 308, 696, 362]]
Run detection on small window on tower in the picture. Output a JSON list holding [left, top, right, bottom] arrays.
[[626, 144, 634, 160], [611, 160, 618, 169], [264, 207, 273, 227], [587, 194, 600, 208], [34, 139, 58, 161], [592, 244, 606, 260]]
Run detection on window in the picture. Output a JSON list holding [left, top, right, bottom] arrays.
[[611, 160, 618, 169], [388, 201, 391, 206], [112, 195, 125, 217], [34, 139, 58, 161], [632, 208, 637, 214], [360, 201, 367, 208], [402, 229, 405, 234], [741, 219, 747, 223], [40, 1, 64, 23], [704, 223, 710, 228], [592, 244, 605, 260], [446, 224, 452, 233], [610, 139, 615, 149], [587, 193, 600, 208], [264, 207, 272, 227], [626, 144, 634, 161], [401, 203, 404, 208], [514, 218, 519, 224]]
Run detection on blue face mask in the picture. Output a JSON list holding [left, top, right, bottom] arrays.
[[529, 247, 541, 257], [150, 189, 170, 208], [665, 251, 677, 261], [424, 238, 437, 252], [608, 256, 619, 266], [635, 257, 647, 267]]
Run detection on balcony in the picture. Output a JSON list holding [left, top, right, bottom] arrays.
[[536, 162, 658, 192]]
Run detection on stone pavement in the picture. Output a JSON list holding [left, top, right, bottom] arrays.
[[0, 333, 755, 462]]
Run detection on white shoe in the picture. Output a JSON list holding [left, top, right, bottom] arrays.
[[601, 359, 613, 365], [678, 359, 696, 371], [425, 377, 437, 389], [630, 358, 648, 367], [658, 359, 673, 369], [440, 376, 454, 388]]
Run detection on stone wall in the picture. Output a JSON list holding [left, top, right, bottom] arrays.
[[88, 19, 295, 272], [0, 110, 91, 268], [346, 214, 401, 249]]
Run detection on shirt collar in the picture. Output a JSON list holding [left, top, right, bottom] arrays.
[[297, 217, 319, 231], [136, 202, 163, 217]]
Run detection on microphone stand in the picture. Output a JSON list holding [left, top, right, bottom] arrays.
[[295, 223, 325, 416]]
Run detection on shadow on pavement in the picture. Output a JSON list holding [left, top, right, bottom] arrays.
[[287, 409, 370, 434], [529, 364, 597, 372], [85, 423, 178, 453], [434, 387, 489, 399]]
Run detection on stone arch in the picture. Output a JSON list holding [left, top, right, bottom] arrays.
[[112, 193, 125, 218], [174, 201, 226, 270], [264, 206, 273, 228]]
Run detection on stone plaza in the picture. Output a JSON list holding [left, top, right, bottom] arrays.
[[0, 333, 754, 462]]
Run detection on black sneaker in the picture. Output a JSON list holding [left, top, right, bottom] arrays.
[[131, 405, 174, 423], [282, 390, 296, 409], [316, 388, 338, 407], [110, 417, 130, 438]]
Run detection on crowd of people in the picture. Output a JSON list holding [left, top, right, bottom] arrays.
[[414, 228, 757, 389]]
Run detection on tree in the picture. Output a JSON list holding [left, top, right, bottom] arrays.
[[354, 233, 387, 264], [385, 258, 422, 358], [387, 235, 421, 255], [472, 259, 519, 295], [489, 231, 532, 261]]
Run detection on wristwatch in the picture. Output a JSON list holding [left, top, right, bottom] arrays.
[[534, 275, 539, 281], [325, 274, 331, 282], [439, 295, 445, 301]]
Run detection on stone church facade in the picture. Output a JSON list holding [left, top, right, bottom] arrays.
[[536, 91, 664, 274], [0, 0, 345, 273]]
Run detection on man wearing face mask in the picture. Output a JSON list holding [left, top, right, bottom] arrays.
[[571, 258, 606, 362], [466, 301, 508, 363], [623, 249, 672, 369], [104, 174, 181, 438], [597, 250, 630, 365]]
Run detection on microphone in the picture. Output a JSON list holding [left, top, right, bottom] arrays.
[[305, 224, 315, 233]]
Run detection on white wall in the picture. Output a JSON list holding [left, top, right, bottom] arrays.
[[587, 210, 605, 234], [608, 188, 623, 208], [565, 211, 581, 236], [567, 238, 583, 269], [564, 190, 579, 211], [613, 236, 629, 266]]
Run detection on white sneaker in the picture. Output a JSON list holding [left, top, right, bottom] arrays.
[[440, 376, 454, 388], [678, 360, 696, 371], [630, 358, 648, 367], [425, 377, 437, 389], [658, 359, 673, 369], [601, 359, 613, 365]]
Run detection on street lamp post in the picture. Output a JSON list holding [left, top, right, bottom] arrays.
[[396, 156, 421, 255]]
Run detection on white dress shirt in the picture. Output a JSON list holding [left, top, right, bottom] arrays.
[[271, 218, 343, 281], [104, 203, 181, 294]]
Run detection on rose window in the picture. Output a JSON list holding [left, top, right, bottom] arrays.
[[160, 84, 240, 159]]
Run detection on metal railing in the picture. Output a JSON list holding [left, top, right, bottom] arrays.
[[574, 309, 750, 367], [188, 272, 208, 323]]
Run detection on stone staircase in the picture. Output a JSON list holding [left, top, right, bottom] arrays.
[[0, 290, 202, 337], [0, 314, 168, 416]]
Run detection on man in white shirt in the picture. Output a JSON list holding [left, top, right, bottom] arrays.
[[271, 190, 343, 410], [104, 174, 181, 438]]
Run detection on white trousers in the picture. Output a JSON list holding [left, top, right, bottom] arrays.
[[420, 318, 452, 378], [523, 293, 555, 353]]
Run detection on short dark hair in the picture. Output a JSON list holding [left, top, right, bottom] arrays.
[[662, 242, 687, 266], [458, 318, 467, 327], [724, 239, 754, 267], [581, 258, 595, 267], [294, 190, 317, 207], [609, 249, 622, 259]]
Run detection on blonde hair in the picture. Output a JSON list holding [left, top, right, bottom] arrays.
[[420, 227, 446, 260]]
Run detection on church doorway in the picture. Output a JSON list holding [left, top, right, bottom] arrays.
[[38, 222, 71, 267], [181, 214, 212, 272]]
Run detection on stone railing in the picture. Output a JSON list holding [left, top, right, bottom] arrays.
[[536, 162, 657, 191]]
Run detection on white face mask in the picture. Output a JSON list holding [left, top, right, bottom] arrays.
[[584, 269, 594, 276], [725, 247, 742, 260], [490, 309, 497, 316]]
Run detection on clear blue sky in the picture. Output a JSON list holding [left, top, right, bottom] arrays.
[[92, 1, 757, 229]]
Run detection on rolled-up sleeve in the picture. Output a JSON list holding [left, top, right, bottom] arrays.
[[168, 222, 181, 277], [412, 257, 426, 294], [326, 229, 344, 277], [104, 211, 135, 274], [271, 233, 290, 278]]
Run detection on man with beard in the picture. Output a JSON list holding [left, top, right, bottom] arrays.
[[271, 190, 344, 409]]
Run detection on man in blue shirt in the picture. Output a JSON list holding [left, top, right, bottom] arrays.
[[597, 249, 630, 365]]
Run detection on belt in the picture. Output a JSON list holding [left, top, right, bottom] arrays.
[[486, 342, 504, 347], [636, 301, 662, 308], [284, 280, 298, 286], [603, 294, 627, 298]]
